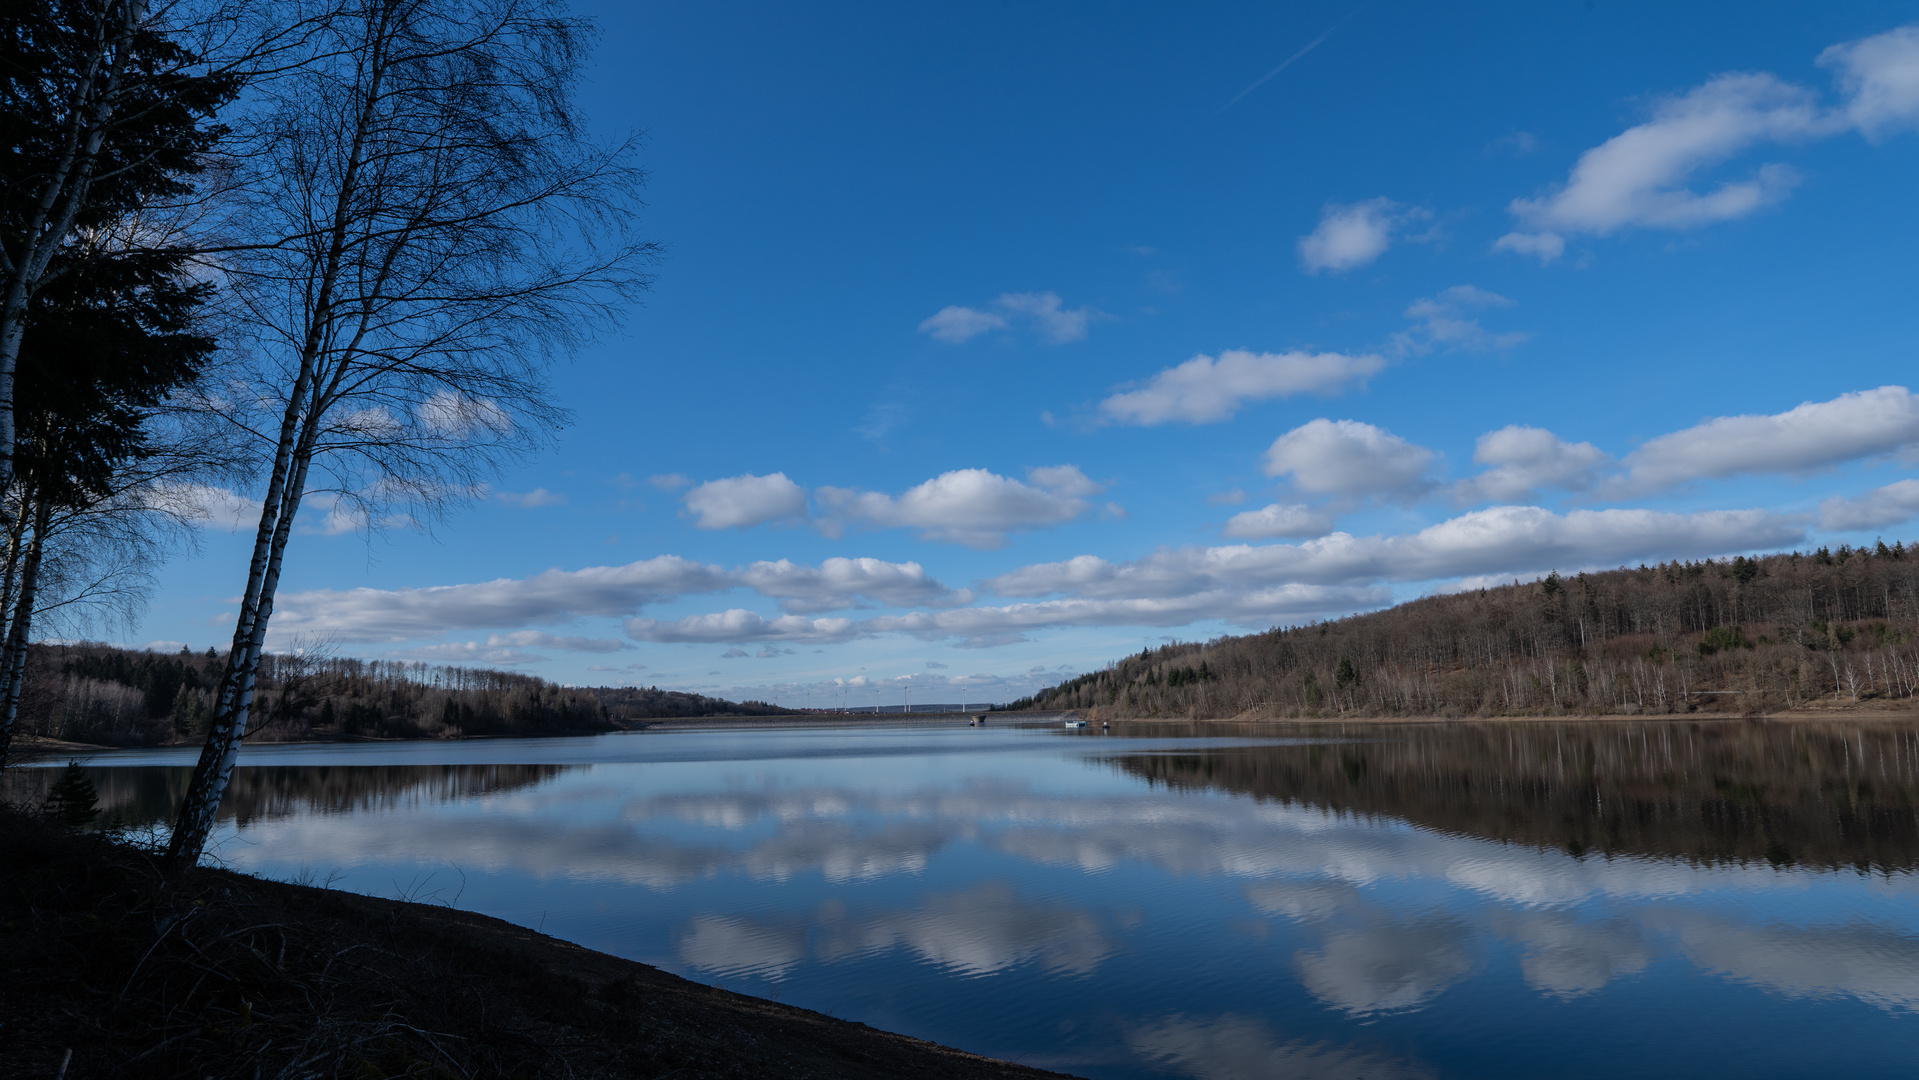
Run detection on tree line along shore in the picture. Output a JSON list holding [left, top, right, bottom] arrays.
[[1009, 543, 1919, 721], [10, 642, 785, 749], [28, 540, 1919, 757]]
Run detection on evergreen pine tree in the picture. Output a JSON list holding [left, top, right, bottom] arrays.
[[169, 684, 195, 735], [44, 761, 99, 828]]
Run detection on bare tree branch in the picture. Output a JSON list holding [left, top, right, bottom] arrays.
[[167, 0, 655, 867]]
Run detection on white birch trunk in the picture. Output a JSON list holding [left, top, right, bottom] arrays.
[[0, 0, 146, 500], [164, 395, 316, 864], [0, 496, 52, 769]]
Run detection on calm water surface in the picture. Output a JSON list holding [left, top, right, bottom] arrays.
[[16, 720, 1919, 1079]]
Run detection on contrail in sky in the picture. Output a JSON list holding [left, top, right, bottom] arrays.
[[1215, 4, 1368, 115]]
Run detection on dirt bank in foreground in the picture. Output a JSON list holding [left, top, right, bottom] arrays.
[[0, 812, 1080, 1079]]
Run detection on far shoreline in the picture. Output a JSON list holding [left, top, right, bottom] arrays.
[[15, 705, 1919, 761]]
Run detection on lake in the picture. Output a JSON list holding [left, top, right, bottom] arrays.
[[13, 719, 1919, 1079]]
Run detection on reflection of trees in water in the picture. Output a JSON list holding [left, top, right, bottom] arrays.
[[3, 764, 572, 827], [1108, 720, 1919, 870]]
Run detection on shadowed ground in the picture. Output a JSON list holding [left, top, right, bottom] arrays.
[[0, 809, 1081, 1079]]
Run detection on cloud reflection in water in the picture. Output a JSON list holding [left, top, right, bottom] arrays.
[[677, 883, 1114, 981], [212, 757, 1919, 1029], [1128, 1014, 1433, 1080]]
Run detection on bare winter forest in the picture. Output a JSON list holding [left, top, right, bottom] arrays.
[[1013, 542, 1919, 719], [17, 642, 779, 748]]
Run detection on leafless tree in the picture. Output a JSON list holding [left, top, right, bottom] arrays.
[[254, 632, 338, 732], [0, 424, 233, 767], [166, 0, 654, 866]]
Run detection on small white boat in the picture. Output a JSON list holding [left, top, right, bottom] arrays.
[[1064, 719, 1087, 728]]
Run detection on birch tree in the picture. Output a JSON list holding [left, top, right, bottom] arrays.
[[165, 0, 652, 866], [0, 207, 227, 769], [0, 0, 243, 506]]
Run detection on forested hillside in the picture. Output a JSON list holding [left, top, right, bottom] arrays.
[[1014, 542, 1919, 719], [588, 685, 785, 723], [18, 643, 781, 747]]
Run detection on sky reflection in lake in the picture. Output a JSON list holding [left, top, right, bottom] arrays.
[[23, 720, 1919, 1078]]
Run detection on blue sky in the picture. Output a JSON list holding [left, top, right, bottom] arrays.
[[141, 1, 1919, 706]]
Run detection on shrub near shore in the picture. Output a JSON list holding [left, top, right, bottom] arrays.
[[1015, 543, 1919, 719]]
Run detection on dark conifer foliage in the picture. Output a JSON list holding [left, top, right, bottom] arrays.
[[42, 758, 98, 827], [14, 243, 215, 503], [1015, 543, 1919, 718], [0, 0, 241, 494], [0, 0, 238, 233]]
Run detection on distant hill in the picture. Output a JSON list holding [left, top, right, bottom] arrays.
[[1009, 541, 1919, 719], [17, 642, 782, 748], [587, 685, 784, 722]]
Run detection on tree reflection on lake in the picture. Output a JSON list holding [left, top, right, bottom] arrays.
[[15, 720, 1919, 1079], [1107, 719, 1919, 869]]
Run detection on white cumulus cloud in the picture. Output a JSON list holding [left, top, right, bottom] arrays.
[[625, 610, 859, 644], [271, 555, 734, 640], [683, 472, 809, 529], [270, 554, 962, 641], [496, 487, 567, 508], [1611, 386, 1919, 495], [859, 585, 1388, 644], [707, 507, 1799, 644], [816, 466, 1105, 548], [1491, 231, 1566, 263], [312, 495, 369, 536], [1299, 198, 1418, 274], [987, 506, 1803, 600], [155, 483, 260, 532], [1395, 286, 1528, 354], [1454, 426, 1608, 503], [1098, 350, 1387, 426], [1500, 27, 1919, 258], [996, 291, 1099, 343], [1499, 73, 1831, 257], [917, 305, 1007, 343], [1821, 25, 1919, 138], [737, 556, 970, 613], [386, 642, 547, 665], [416, 390, 511, 437], [548, 503, 1803, 648], [918, 292, 1101, 344], [483, 630, 631, 652], [1819, 479, 1919, 531], [1222, 504, 1335, 541], [1263, 419, 1439, 499]]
